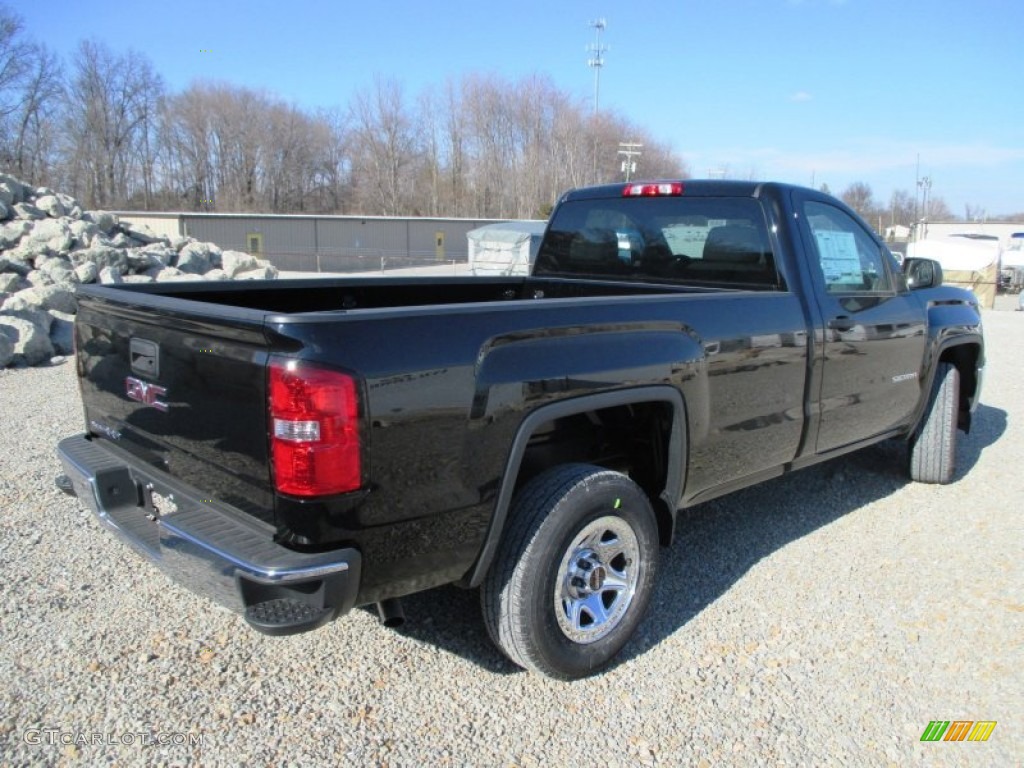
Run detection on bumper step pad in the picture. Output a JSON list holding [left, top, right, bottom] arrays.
[[244, 599, 334, 636]]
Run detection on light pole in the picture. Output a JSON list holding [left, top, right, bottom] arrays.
[[587, 19, 607, 116], [586, 19, 608, 184]]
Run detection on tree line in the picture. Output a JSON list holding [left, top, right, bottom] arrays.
[[0, 7, 685, 219]]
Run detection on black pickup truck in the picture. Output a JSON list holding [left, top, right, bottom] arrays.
[[57, 180, 984, 679]]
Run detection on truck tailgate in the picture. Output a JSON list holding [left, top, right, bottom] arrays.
[[73, 292, 276, 524]]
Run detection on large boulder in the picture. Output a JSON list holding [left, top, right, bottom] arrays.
[[24, 269, 52, 287], [83, 210, 118, 234], [169, 235, 192, 252], [0, 176, 26, 206], [220, 250, 259, 277], [2, 284, 77, 314], [23, 219, 73, 257], [0, 273, 23, 293], [13, 202, 45, 221], [126, 245, 175, 272], [175, 242, 216, 274], [69, 245, 128, 272], [56, 193, 81, 214], [74, 262, 98, 284], [0, 315, 54, 366], [98, 266, 123, 284], [106, 232, 135, 249], [0, 255, 32, 277], [0, 301, 52, 332], [68, 219, 98, 248], [0, 220, 31, 249], [37, 257, 78, 287], [35, 194, 66, 218]]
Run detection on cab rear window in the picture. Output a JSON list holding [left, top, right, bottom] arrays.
[[534, 197, 783, 289]]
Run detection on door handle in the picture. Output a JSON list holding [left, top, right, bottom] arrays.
[[827, 316, 855, 332]]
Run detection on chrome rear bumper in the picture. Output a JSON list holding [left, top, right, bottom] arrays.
[[56, 434, 360, 632]]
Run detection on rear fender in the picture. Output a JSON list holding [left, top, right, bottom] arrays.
[[462, 386, 687, 588]]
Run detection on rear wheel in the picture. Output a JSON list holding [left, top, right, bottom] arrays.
[[908, 362, 959, 484], [481, 464, 659, 679]]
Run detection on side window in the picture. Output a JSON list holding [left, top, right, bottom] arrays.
[[804, 201, 892, 293]]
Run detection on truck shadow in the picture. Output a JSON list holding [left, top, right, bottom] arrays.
[[387, 403, 1007, 677]]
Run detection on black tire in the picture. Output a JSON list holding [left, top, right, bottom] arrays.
[[481, 463, 659, 680], [908, 362, 959, 484]]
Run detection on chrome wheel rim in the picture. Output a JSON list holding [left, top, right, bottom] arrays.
[[554, 515, 640, 644]]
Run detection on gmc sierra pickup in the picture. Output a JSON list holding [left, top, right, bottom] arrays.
[[57, 180, 984, 679]]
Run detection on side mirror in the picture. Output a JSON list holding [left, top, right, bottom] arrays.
[[903, 257, 943, 290]]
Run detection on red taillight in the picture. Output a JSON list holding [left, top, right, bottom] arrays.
[[268, 358, 361, 497], [623, 182, 684, 197]]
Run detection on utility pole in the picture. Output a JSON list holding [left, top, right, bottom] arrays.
[[618, 142, 642, 181]]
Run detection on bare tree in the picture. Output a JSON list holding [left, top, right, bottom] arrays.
[[440, 79, 467, 217], [63, 40, 163, 207], [963, 203, 987, 222], [158, 84, 218, 209], [889, 189, 916, 228], [841, 181, 880, 224], [350, 77, 419, 216], [310, 108, 352, 213], [0, 4, 29, 122], [6, 43, 61, 182], [924, 195, 953, 221], [0, 6, 62, 183], [413, 87, 443, 217]]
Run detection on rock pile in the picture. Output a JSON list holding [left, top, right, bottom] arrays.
[[0, 172, 279, 368]]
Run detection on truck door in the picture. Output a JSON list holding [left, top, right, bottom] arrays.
[[794, 194, 927, 453]]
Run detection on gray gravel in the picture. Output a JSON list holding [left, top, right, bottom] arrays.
[[1, 309, 1021, 767]]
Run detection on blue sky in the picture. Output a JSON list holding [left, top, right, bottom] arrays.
[[17, 0, 1024, 216]]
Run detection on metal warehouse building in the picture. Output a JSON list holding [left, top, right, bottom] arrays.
[[114, 212, 503, 273]]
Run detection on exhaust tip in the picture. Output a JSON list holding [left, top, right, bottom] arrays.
[[376, 598, 405, 628]]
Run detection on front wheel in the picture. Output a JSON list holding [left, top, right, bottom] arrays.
[[481, 464, 660, 679], [908, 362, 959, 484]]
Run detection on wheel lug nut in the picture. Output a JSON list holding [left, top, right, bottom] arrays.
[[571, 577, 586, 589]]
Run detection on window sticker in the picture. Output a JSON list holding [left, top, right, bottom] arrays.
[[814, 230, 862, 283]]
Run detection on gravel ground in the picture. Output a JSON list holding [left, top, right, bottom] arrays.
[[0, 308, 1021, 767]]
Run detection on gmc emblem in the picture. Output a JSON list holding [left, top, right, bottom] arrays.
[[125, 376, 169, 412]]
